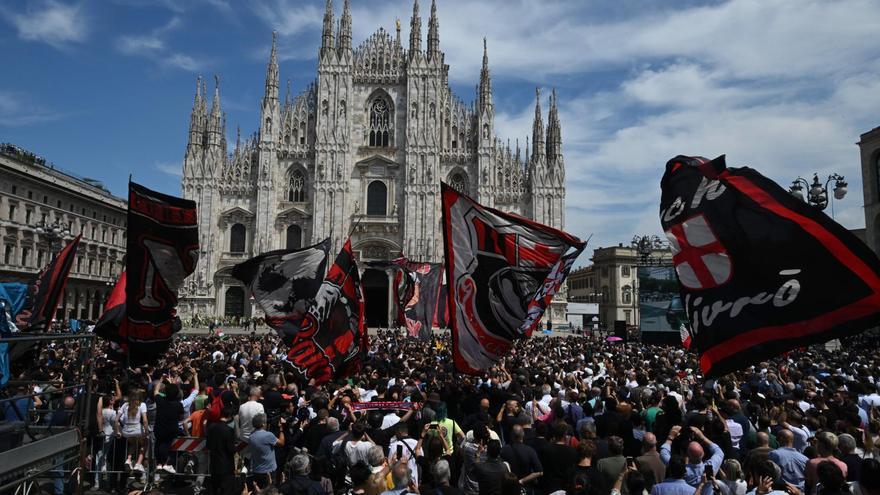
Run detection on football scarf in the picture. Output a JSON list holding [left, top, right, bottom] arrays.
[[231, 240, 331, 342], [441, 183, 586, 373], [26, 235, 81, 331], [660, 155, 880, 377], [286, 239, 367, 383], [402, 262, 442, 341], [125, 182, 198, 363]]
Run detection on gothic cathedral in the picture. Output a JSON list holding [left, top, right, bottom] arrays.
[[179, 0, 567, 323]]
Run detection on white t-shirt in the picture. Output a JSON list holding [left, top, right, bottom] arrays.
[[726, 419, 744, 449], [238, 400, 265, 441], [381, 412, 401, 430], [388, 437, 419, 485], [345, 440, 374, 466], [101, 408, 117, 436], [118, 402, 147, 436]]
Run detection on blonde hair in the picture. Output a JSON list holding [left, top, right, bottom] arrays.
[[127, 390, 143, 419]]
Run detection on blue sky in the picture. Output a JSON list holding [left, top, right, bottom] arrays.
[[1, 0, 879, 261]]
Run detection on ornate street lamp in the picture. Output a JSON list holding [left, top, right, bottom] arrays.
[[631, 235, 669, 267], [34, 219, 72, 255], [789, 173, 847, 216]]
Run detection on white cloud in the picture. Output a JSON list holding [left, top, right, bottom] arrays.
[[0, 90, 66, 126], [3, 0, 88, 49], [115, 16, 206, 72], [155, 161, 182, 177]]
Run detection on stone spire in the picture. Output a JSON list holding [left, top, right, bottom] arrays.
[[337, 0, 352, 52], [264, 31, 279, 102], [284, 78, 291, 108], [321, 0, 334, 54], [208, 75, 223, 147], [531, 87, 544, 161], [409, 0, 422, 56], [546, 88, 562, 159], [427, 0, 440, 61], [188, 75, 204, 145], [479, 38, 492, 111]]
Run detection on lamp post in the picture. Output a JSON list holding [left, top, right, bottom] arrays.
[[34, 219, 72, 256], [788, 173, 847, 218]]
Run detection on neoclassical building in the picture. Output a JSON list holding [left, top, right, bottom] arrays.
[[179, 0, 568, 324]]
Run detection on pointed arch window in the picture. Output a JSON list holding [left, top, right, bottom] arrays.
[[368, 97, 392, 147], [288, 170, 305, 202]]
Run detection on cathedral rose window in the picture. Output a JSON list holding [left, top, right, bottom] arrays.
[[449, 173, 468, 195]]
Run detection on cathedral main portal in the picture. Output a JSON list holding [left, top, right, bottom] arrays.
[[362, 268, 390, 328]]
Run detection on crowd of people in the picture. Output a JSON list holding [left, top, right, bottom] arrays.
[[3, 328, 880, 495]]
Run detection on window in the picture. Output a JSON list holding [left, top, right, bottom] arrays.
[[11, 186, 16, 195], [622, 285, 632, 305], [69, 203, 74, 212], [449, 173, 468, 195], [4, 246, 12, 264], [286, 225, 302, 249], [42, 195, 48, 204], [602, 285, 609, 303], [20, 247, 30, 267], [88, 259, 94, 275], [77, 257, 83, 273], [366, 181, 387, 216], [624, 309, 632, 324], [452, 126, 458, 149], [27, 191, 33, 200], [229, 224, 246, 253], [368, 97, 392, 147], [25, 210, 32, 224], [100, 261, 105, 276], [288, 170, 305, 202], [112, 231, 117, 245], [102, 229, 107, 243], [8, 204, 16, 221], [622, 265, 631, 277], [37, 250, 44, 268], [41, 213, 47, 224], [57, 200, 61, 208]]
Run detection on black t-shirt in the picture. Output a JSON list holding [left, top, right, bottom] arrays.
[[262, 389, 284, 415], [573, 465, 603, 494], [154, 396, 183, 441], [475, 459, 510, 495], [206, 421, 236, 475], [539, 443, 578, 493], [501, 442, 543, 479]]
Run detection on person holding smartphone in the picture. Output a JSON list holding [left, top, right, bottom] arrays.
[[388, 422, 420, 487]]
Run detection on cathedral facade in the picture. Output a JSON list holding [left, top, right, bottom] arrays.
[[179, 0, 568, 324]]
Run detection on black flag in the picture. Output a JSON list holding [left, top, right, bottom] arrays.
[[659, 155, 880, 377], [125, 182, 198, 363], [441, 183, 586, 373], [231, 239, 330, 342], [27, 235, 81, 331]]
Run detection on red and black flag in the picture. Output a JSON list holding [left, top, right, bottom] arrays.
[[26, 235, 81, 331], [231, 240, 330, 343], [125, 182, 198, 363], [433, 281, 449, 329], [441, 183, 586, 373], [286, 239, 367, 383], [660, 155, 880, 377], [401, 261, 442, 341], [95, 271, 128, 359]]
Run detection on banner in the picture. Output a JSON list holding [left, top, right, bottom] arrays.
[[231, 240, 330, 343], [433, 282, 449, 329], [440, 183, 586, 373], [27, 235, 81, 331], [402, 262, 442, 340], [659, 155, 880, 376], [286, 239, 367, 383], [0, 283, 28, 335], [125, 182, 198, 363]]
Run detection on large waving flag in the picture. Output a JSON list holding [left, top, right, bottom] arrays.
[[125, 182, 198, 363], [26, 235, 81, 331], [95, 271, 127, 359], [286, 239, 367, 384], [231, 240, 330, 343], [660, 155, 880, 377], [401, 261, 442, 341], [441, 183, 586, 374]]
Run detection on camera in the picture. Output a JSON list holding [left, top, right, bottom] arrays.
[[296, 406, 311, 422]]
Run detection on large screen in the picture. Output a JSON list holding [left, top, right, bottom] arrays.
[[638, 266, 686, 344]]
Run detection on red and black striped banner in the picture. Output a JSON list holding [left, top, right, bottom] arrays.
[[26, 235, 81, 331]]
